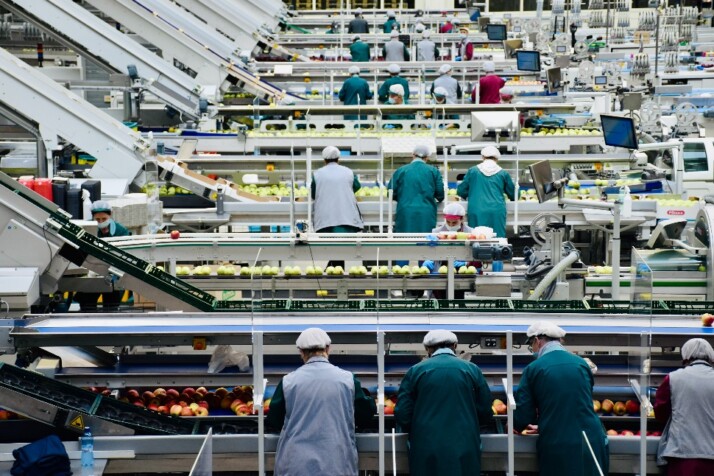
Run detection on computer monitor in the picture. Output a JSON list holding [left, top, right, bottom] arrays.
[[547, 67, 562, 94], [529, 160, 559, 203], [478, 17, 491, 32], [600, 115, 638, 150], [486, 24, 507, 41], [555, 45, 568, 54], [504, 39, 523, 59], [594, 75, 608, 85], [516, 50, 541, 72]]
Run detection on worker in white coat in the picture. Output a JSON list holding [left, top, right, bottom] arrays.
[[267, 328, 376, 476], [416, 30, 439, 62], [430, 64, 462, 104]]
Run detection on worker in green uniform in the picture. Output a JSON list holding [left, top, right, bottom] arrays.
[[388, 144, 444, 232], [378, 64, 410, 103], [338, 65, 373, 121], [514, 321, 609, 476], [383, 10, 400, 33], [349, 35, 371, 62], [395, 330, 494, 476], [457, 145, 515, 237], [75, 201, 131, 312]]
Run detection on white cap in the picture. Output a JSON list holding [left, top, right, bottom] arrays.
[[415, 23, 425, 33], [388, 63, 401, 74], [452, 18, 461, 25], [500, 87, 514, 96], [348, 65, 360, 75], [443, 202, 466, 217], [390, 30, 400, 38], [483, 61, 496, 72], [681, 338, 714, 362], [355, 7, 362, 15], [296, 328, 332, 350], [322, 146, 341, 160], [389, 84, 405, 96], [422, 29, 431, 39], [423, 329, 458, 346], [91, 200, 112, 214], [387, 10, 396, 17], [526, 321, 566, 340], [481, 145, 501, 160], [439, 64, 452, 74], [433, 86, 448, 97], [352, 34, 360, 42], [413, 143, 431, 158]]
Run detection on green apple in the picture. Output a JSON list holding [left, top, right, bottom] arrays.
[[458, 266, 468, 274], [306, 265, 316, 275], [419, 266, 431, 274], [411, 265, 420, 275], [438, 265, 448, 274], [379, 265, 389, 275], [333, 266, 344, 275], [698, 265, 706, 272], [392, 265, 401, 274], [326, 266, 335, 275], [467, 266, 477, 274]]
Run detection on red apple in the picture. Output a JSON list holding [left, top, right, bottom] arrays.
[[147, 404, 159, 412], [196, 387, 208, 396], [625, 400, 640, 416], [263, 398, 271, 414], [142, 391, 155, 402], [215, 387, 228, 398], [166, 389, 180, 400], [230, 399, 244, 412], [197, 400, 209, 409], [606, 429, 618, 436], [620, 430, 635, 436], [220, 396, 235, 410], [180, 406, 194, 417], [0, 410, 9, 420], [154, 388, 167, 398], [651, 431, 662, 437], [384, 405, 394, 415], [170, 230, 180, 240], [133, 400, 145, 408], [234, 404, 250, 416], [593, 400, 601, 412], [194, 407, 209, 417], [182, 388, 196, 397], [170, 404, 183, 416], [157, 405, 169, 415], [613, 401, 627, 416], [126, 389, 140, 400], [101, 389, 112, 397], [601, 399, 614, 415], [701, 313, 714, 327]]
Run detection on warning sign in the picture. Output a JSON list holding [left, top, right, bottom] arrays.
[[69, 415, 84, 430]]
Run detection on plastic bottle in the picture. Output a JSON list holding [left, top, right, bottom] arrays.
[[82, 190, 92, 221], [622, 186, 632, 218], [80, 426, 94, 475]]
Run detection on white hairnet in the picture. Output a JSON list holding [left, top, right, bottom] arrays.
[[443, 202, 466, 217], [424, 329, 458, 346], [91, 200, 112, 214], [322, 146, 341, 160], [389, 84, 405, 96], [439, 64, 452, 74], [388, 63, 401, 74], [352, 34, 361, 42], [500, 87, 514, 96], [481, 145, 501, 160], [348, 65, 360, 75], [433, 86, 448, 97], [387, 10, 396, 17], [483, 61, 496, 72], [390, 30, 400, 38], [355, 7, 362, 15], [422, 29, 431, 39], [681, 338, 714, 362], [415, 23, 425, 33], [413, 144, 431, 158], [296, 328, 332, 350], [526, 321, 566, 339]]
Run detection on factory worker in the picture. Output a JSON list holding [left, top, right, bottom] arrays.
[[431, 86, 448, 105], [383, 10, 399, 33], [500, 86, 515, 104], [414, 21, 426, 34], [338, 66, 373, 120], [267, 328, 376, 476], [430, 64, 462, 104], [378, 64, 410, 104], [388, 144, 444, 232], [514, 321, 609, 476], [474, 61, 506, 104], [75, 201, 131, 312], [456, 28, 474, 61], [383, 30, 410, 62], [347, 8, 369, 34], [457, 145, 514, 237], [654, 338, 714, 475], [326, 21, 339, 34], [349, 35, 371, 62], [422, 203, 472, 276], [439, 17, 458, 34], [416, 30, 439, 62], [395, 330, 493, 476]]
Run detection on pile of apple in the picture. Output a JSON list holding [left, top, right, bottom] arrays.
[[325, 265, 345, 275], [593, 399, 641, 416], [306, 265, 325, 275], [116, 387, 213, 417], [236, 184, 309, 198], [520, 127, 602, 136], [0, 408, 20, 420], [383, 394, 397, 415], [492, 399, 507, 415], [239, 265, 279, 277], [192, 266, 213, 276], [355, 186, 388, 198], [436, 231, 491, 240], [606, 429, 661, 437], [217, 265, 237, 276]]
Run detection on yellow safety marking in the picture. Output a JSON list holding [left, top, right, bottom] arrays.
[[69, 415, 84, 430]]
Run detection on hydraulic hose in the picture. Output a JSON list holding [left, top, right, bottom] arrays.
[[528, 251, 579, 301]]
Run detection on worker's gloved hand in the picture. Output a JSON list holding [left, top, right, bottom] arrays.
[[423, 260, 435, 272], [384, 124, 396, 130], [454, 260, 467, 268], [426, 234, 439, 247], [455, 56, 462, 61]]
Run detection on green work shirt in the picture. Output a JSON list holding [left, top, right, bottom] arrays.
[[383, 18, 400, 33], [388, 159, 444, 233], [378, 76, 410, 104], [349, 41, 371, 62], [395, 351, 494, 476], [457, 166, 515, 237], [514, 347, 610, 476]]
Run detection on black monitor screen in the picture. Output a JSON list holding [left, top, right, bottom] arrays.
[[487, 24, 507, 41], [516, 50, 541, 72], [600, 115, 638, 150]]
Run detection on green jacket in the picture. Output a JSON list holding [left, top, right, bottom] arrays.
[[383, 18, 399, 33], [389, 159, 444, 233], [395, 350, 494, 476], [378, 76, 410, 104], [349, 41, 371, 62], [457, 165, 514, 237], [99, 220, 131, 238], [514, 346, 609, 476]]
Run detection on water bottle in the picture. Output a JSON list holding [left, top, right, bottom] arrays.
[[80, 426, 94, 474]]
